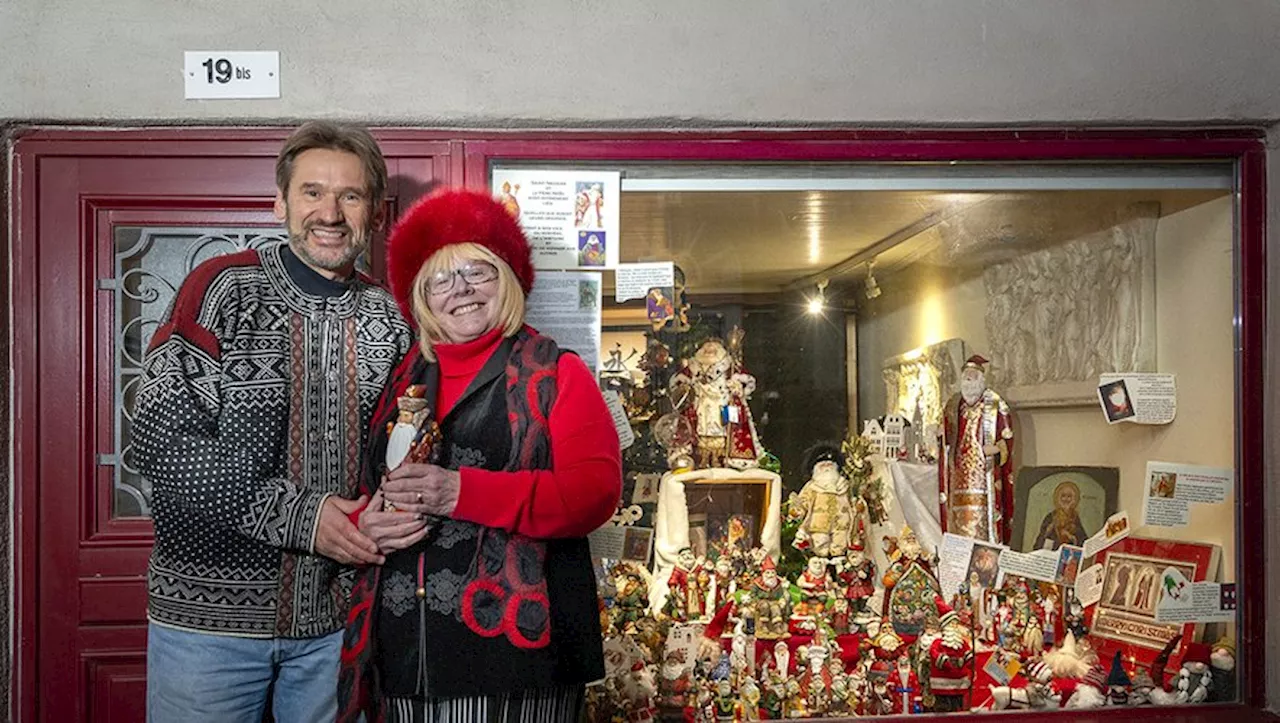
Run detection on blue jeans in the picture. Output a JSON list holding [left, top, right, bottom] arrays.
[[147, 622, 342, 723]]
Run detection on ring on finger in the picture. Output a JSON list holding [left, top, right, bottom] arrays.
[[416, 492, 423, 503]]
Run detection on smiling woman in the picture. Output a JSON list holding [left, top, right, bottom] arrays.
[[338, 189, 622, 723]]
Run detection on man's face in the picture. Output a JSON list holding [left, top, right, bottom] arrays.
[[274, 147, 380, 279], [763, 570, 777, 587], [679, 549, 695, 569], [960, 368, 985, 402]]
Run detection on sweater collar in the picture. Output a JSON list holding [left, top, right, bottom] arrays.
[[261, 242, 361, 318], [433, 327, 506, 379]]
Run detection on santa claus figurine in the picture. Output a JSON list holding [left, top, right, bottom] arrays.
[[927, 598, 973, 712], [668, 338, 763, 470], [663, 547, 705, 622], [887, 652, 922, 715], [938, 354, 1014, 544], [788, 445, 855, 556], [749, 556, 790, 640], [792, 556, 833, 619], [838, 540, 877, 615]]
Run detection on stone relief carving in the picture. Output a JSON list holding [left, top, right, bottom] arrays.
[[981, 205, 1157, 401], [882, 338, 967, 433]]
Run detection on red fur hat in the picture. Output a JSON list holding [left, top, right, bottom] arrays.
[[386, 189, 535, 322]]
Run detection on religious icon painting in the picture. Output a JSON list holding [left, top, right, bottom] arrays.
[[1011, 466, 1119, 552]]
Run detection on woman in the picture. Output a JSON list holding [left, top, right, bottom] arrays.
[[338, 189, 622, 722]]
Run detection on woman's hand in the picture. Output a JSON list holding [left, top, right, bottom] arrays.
[[358, 489, 432, 554], [381, 463, 461, 517]]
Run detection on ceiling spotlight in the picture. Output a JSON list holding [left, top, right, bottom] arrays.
[[808, 278, 829, 315], [864, 259, 882, 300]]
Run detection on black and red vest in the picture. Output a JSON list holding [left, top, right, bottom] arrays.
[[338, 329, 604, 722]]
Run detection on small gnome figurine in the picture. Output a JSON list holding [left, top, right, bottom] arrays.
[[1151, 641, 1213, 705], [749, 556, 790, 639], [1207, 637, 1236, 703], [1129, 669, 1157, 705], [1104, 651, 1132, 705]]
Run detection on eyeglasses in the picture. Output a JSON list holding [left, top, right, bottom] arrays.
[[426, 261, 499, 296]]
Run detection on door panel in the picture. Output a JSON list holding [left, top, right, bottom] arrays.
[[15, 137, 450, 722]]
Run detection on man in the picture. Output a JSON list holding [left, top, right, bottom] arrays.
[[939, 354, 1014, 544], [136, 122, 414, 722]]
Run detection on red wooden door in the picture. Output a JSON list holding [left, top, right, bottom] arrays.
[[11, 131, 452, 723]]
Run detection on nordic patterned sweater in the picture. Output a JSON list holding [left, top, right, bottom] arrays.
[[135, 242, 412, 639]]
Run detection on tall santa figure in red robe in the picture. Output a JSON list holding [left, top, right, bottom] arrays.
[[939, 355, 1014, 544]]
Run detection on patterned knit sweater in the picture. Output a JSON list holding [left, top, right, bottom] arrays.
[[135, 243, 412, 638]]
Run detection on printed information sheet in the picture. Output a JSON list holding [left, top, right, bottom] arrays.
[[524, 271, 602, 373], [1142, 461, 1231, 528], [490, 169, 621, 269], [1097, 373, 1176, 425]]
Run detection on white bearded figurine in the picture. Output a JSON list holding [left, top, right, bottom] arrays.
[[989, 632, 1105, 710], [1150, 642, 1213, 705], [1208, 637, 1237, 703], [669, 338, 763, 470], [788, 446, 854, 556]]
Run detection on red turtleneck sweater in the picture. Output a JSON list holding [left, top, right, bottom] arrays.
[[422, 328, 621, 538]]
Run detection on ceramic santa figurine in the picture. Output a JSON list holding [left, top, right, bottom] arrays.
[[664, 548, 705, 622], [749, 556, 790, 640], [838, 540, 877, 615], [707, 556, 736, 615], [1040, 587, 1060, 649], [864, 660, 894, 716], [887, 652, 922, 715], [737, 677, 761, 721], [938, 355, 1014, 544], [668, 338, 762, 470], [759, 666, 787, 720], [926, 598, 973, 712], [788, 445, 855, 556], [792, 556, 833, 620]]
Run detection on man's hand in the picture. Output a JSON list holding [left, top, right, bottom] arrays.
[[359, 489, 432, 553], [314, 495, 384, 565], [381, 463, 461, 517]]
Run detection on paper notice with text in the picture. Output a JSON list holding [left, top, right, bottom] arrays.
[[1142, 461, 1231, 528], [1097, 373, 1176, 425], [1082, 511, 1131, 559], [615, 262, 675, 302], [1075, 563, 1106, 607], [1154, 566, 1237, 624], [490, 169, 621, 270], [524, 271, 602, 374], [998, 548, 1060, 584]]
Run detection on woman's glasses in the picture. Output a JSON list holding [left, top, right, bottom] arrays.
[[426, 261, 498, 296]]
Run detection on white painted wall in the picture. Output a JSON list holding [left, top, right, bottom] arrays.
[[2, 0, 1279, 123]]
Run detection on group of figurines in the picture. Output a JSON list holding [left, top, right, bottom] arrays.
[[586, 433, 1237, 721], [591, 531, 1237, 721]]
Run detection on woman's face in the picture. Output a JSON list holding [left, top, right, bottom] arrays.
[[425, 257, 502, 343]]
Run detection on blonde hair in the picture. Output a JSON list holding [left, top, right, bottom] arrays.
[[410, 242, 525, 361]]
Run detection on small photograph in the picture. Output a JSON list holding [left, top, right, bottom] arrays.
[[631, 473, 661, 505], [621, 526, 654, 565], [578, 231, 607, 267], [966, 542, 1004, 589], [646, 286, 675, 326], [1129, 564, 1159, 612], [1055, 545, 1083, 587], [1098, 379, 1136, 423], [496, 180, 522, 220], [578, 278, 599, 309], [574, 181, 605, 228], [707, 512, 756, 555], [1150, 470, 1178, 499]]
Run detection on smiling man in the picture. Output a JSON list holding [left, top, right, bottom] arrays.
[[135, 122, 413, 722]]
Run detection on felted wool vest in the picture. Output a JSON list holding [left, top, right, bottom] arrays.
[[338, 329, 604, 722]]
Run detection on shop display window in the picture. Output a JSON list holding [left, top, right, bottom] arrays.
[[491, 157, 1248, 718]]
